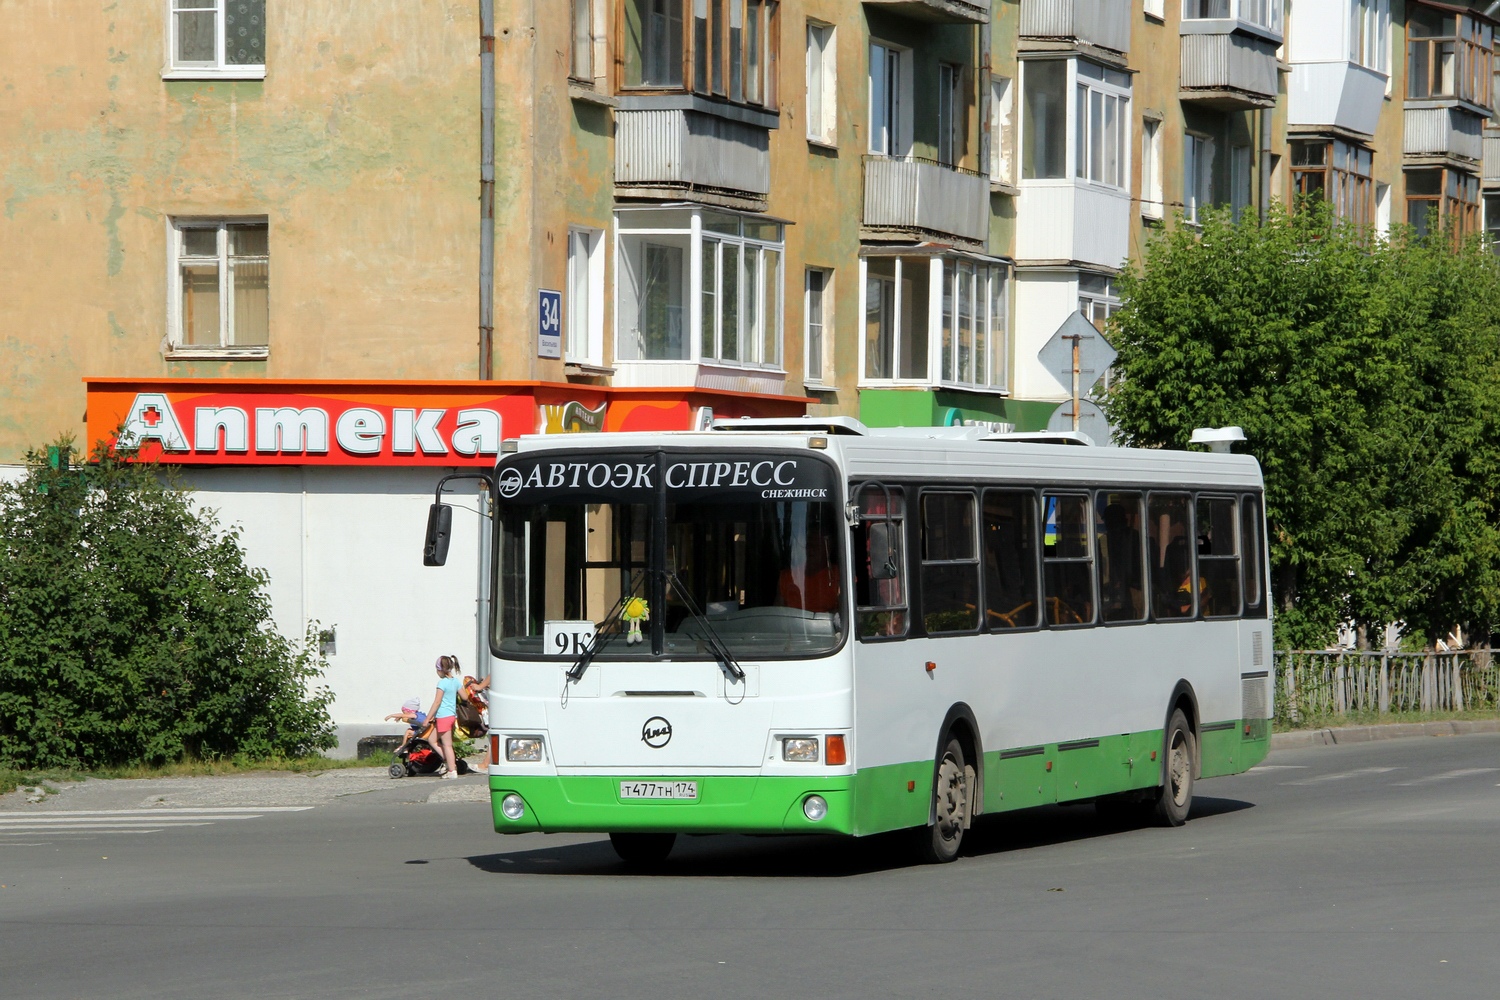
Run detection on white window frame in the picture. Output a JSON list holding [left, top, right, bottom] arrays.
[[613, 208, 785, 371], [1144, 0, 1166, 19], [570, 0, 595, 82], [1348, 0, 1390, 74], [567, 227, 606, 365], [164, 0, 267, 80], [868, 40, 914, 156], [804, 267, 834, 387], [1185, 132, 1215, 224], [1182, 0, 1283, 37], [938, 62, 962, 167], [1074, 61, 1132, 191], [858, 255, 1009, 393], [806, 20, 837, 146], [989, 76, 1015, 187], [1141, 117, 1164, 220], [166, 217, 270, 358]]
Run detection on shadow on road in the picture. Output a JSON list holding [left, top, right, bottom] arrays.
[[452, 795, 1255, 878]]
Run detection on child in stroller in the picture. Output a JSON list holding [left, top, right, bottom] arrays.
[[388, 718, 474, 778]]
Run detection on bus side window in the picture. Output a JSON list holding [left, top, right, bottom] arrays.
[[1148, 493, 1193, 619], [1241, 494, 1265, 614], [854, 487, 908, 638], [1096, 491, 1146, 623], [1042, 493, 1094, 625], [983, 490, 1039, 630], [920, 491, 980, 634], [1196, 496, 1242, 618]]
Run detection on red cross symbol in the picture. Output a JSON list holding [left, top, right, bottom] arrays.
[[141, 406, 162, 428]]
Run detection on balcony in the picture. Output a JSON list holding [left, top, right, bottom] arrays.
[[1485, 130, 1500, 184], [862, 0, 989, 24], [1019, 0, 1131, 56], [862, 155, 990, 246], [1015, 182, 1130, 269], [1287, 61, 1387, 138], [615, 108, 770, 209], [1179, 20, 1281, 110], [1404, 105, 1486, 165]]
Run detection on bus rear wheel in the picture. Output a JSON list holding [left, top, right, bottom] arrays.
[[919, 738, 970, 864], [1152, 709, 1195, 827], [609, 832, 676, 866]]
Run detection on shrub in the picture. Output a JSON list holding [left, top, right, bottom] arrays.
[[0, 435, 336, 769]]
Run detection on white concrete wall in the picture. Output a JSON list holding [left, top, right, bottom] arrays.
[[183, 466, 486, 755]]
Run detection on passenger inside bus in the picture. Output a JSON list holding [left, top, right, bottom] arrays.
[[778, 531, 841, 614]]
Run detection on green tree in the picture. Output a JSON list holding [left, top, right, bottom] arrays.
[[1104, 204, 1500, 648], [0, 435, 335, 769]]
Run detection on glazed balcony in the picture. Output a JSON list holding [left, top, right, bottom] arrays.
[[1015, 181, 1130, 270], [862, 155, 991, 246], [1287, 60, 1387, 138]]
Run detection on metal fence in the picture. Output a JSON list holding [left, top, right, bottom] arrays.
[[1274, 650, 1500, 726]]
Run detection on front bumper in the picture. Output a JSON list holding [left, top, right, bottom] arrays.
[[489, 774, 855, 835]]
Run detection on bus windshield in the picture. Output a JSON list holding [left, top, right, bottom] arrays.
[[492, 450, 845, 659]]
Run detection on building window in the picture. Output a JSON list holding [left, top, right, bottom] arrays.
[[989, 76, 1015, 186], [1349, 0, 1390, 74], [1486, 193, 1500, 254], [863, 256, 1008, 390], [615, 208, 783, 367], [1141, 118, 1164, 220], [938, 63, 962, 167], [1407, 5, 1493, 107], [669, 0, 779, 108], [805, 21, 837, 144], [168, 0, 265, 77], [1021, 59, 1067, 180], [1290, 139, 1373, 225], [1145, 0, 1165, 19], [567, 228, 605, 364], [1183, 0, 1282, 36], [1185, 133, 1215, 223], [1075, 61, 1131, 189], [1405, 167, 1480, 239], [869, 42, 911, 156], [571, 0, 594, 81], [1078, 273, 1118, 332], [171, 220, 268, 351], [805, 268, 833, 385]]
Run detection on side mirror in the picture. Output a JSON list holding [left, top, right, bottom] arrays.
[[866, 522, 899, 581], [424, 503, 453, 567]]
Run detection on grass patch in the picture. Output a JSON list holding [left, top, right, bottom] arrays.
[[1, 752, 397, 797], [1275, 707, 1500, 731]]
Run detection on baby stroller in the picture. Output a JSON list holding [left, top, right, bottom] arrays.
[[387, 722, 473, 779]]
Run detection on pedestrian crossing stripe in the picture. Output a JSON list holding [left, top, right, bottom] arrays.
[[0, 807, 313, 836]]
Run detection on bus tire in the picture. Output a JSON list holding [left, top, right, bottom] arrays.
[[920, 738, 970, 864], [609, 832, 676, 866], [1153, 709, 1195, 827]]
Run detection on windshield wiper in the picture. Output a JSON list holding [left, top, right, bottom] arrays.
[[565, 570, 645, 683], [666, 571, 746, 682]]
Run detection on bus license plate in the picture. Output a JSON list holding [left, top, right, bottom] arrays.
[[619, 781, 698, 800]]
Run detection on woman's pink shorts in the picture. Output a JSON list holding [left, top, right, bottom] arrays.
[[433, 716, 456, 734]]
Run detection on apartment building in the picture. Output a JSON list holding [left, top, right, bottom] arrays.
[[2, 1, 1495, 743]]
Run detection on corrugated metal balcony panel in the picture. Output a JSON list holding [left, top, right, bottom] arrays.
[[1019, 0, 1131, 54], [862, 0, 990, 24], [863, 156, 990, 244], [1015, 181, 1130, 269], [1404, 106, 1485, 163], [1179, 31, 1279, 106], [1286, 61, 1386, 137], [615, 109, 770, 195], [1485, 132, 1500, 183]]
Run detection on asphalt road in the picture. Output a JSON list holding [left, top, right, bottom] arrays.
[[3, 734, 1498, 1000]]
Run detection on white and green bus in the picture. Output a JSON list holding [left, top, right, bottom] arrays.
[[425, 418, 1272, 864]]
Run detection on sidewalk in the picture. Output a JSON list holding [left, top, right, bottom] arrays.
[[0, 759, 492, 812], [1270, 718, 1500, 749]]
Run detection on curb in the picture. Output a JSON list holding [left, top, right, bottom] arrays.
[[1270, 718, 1500, 749]]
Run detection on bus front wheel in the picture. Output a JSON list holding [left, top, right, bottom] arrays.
[[919, 738, 971, 864], [609, 832, 676, 866], [1152, 709, 1195, 827]]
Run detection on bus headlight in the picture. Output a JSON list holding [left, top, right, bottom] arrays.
[[506, 737, 544, 762], [500, 794, 526, 821], [802, 795, 828, 822], [782, 738, 819, 762]]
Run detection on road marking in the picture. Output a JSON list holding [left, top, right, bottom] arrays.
[[1246, 765, 1308, 773], [0, 807, 313, 818], [0, 807, 313, 841], [1285, 767, 1400, 785], [1394, 768, 1500, 786]]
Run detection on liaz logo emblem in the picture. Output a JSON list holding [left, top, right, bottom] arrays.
[[641, 716, 672, 749]]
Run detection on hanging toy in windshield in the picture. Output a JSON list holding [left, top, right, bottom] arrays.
[[621, 597, 650, 645]]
